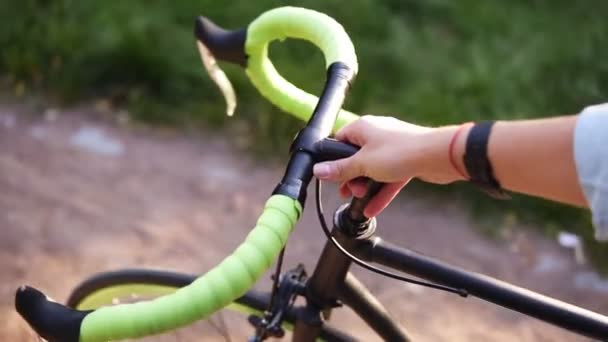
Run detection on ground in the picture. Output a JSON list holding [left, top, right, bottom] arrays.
[[1, 106, 606, 341]]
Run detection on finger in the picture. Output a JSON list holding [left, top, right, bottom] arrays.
[[347, 177, 368, 198], [313, 155, 363, 183], [363, 180, 409, 218], [339, 182, 351, 198]]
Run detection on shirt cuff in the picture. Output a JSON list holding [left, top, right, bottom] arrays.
[[574, 103, 608, 241]]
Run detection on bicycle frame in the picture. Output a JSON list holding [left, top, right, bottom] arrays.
[[63, 189, 608, 341], [286, 186, 608, 341]]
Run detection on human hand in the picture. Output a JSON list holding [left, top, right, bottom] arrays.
[[313, 116, 465, 217]]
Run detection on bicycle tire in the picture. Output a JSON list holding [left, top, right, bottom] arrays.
[[66, 269, 356, 342]]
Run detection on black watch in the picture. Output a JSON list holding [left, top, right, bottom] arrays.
[[463, 121, 510, 200]]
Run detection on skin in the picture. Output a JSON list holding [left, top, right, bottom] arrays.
[[313, 115, 587, 218]]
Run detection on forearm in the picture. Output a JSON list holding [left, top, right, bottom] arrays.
[[450, 116, 587, 206]]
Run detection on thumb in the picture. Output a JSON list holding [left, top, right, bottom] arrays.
[[313, 156, 363, 183]]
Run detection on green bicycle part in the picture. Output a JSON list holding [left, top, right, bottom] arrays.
[[75, 284, 177, 311], [78, 7, 359, 341], [80, 195, 301, 341], [74, 283, 295, 329], [245, 6, 360, 132], [75, 283, 263, 320]]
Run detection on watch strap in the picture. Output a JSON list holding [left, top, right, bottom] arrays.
[[463, 121, 510, 200]]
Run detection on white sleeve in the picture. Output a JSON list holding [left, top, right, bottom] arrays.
[[574, 103, 608, 240]]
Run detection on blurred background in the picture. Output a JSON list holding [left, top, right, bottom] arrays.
[[2, 0, 608, 340]]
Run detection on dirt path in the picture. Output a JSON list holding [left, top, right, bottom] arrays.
[[1, 106, 606, 341]]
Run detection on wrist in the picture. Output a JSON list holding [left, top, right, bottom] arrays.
[[420, 124, 470, 183], [449, 122, 473, 181]]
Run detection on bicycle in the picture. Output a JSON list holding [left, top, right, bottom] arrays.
[[15, 6, 608, 342]]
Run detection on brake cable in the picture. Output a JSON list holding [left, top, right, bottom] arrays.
[[315, 178, 468, 297], [256, 248, 286, 340]]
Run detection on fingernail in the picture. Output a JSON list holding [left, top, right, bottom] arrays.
[[313, 163, 331, 179], [352, 187, 366, 198]]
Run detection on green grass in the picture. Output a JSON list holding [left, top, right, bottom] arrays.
[[2, 0, 608, 271]]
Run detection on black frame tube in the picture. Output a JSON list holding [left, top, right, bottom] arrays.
[[293, 224, 355, 340], [353, 237, 608, 340], [294, 181, 410, 341], [339, 272, 411, 341]]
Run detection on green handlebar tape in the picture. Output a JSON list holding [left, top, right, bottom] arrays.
[[78, 8, 360, 340], [80, 195, 301, 341], [245, 6, 360, 132]]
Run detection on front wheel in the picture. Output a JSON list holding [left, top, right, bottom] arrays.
[[67, 269, 276, 341], [67, 269, 355, 341]]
